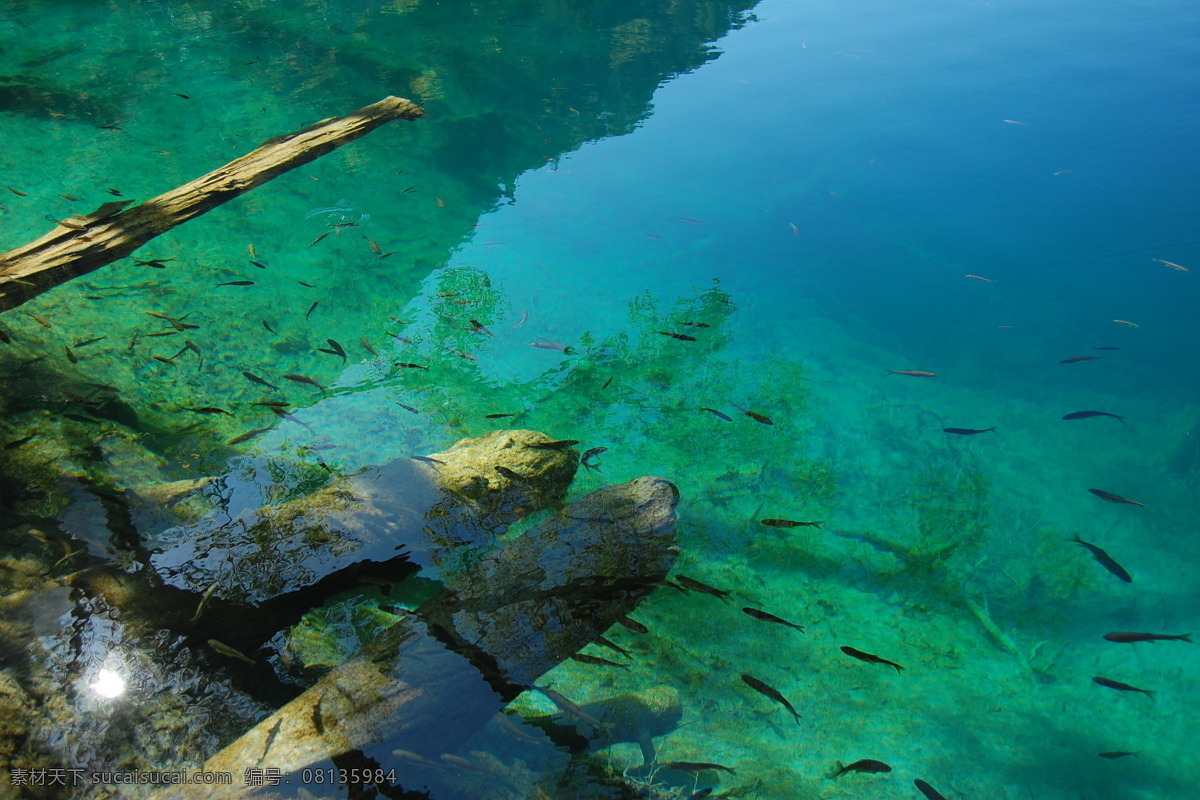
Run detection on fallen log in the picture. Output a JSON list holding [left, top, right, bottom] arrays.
[[0, 95, 423, 313]]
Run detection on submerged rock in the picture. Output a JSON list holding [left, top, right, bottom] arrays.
[[150, 475, 679, 800], [146, 429, 578, 604]]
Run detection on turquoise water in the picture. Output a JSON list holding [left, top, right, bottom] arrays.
[[1, 0, 1198, 798]]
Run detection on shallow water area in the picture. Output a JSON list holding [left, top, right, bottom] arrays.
[[1, 0, 1198, 799]]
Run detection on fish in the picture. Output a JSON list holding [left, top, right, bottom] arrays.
[[581, 446, 607, 471], [740, 674, 801, 725], [570, 653, 628, 669], [1103, 632, 1191, 644], [181, 406, 233, 416], [319, 338, 346, 363], [494, 714, 542, 744], [394, 362, 429, 370], [1003, 119, 1028, 125], [1069, 536, 1132, 582], [485, 413, 516, 419], [448, 348, 476, 361], [654, 330, 697, 341], [7, 186, 28, 197], [700, 407, 733, 422], [73, 336, 106, 348], [1094, 346, 1120, 350], [361, 234, 382, 256], [242, 371, 278, 390], [965, 274, 994, 282], [619, 617, 649, 634], [514, 309, 529, 328], [1098, 752, 1138, 759], [645, 232, 662, 239], [594, 636, 632, 658], [249, 260, 267, 269], [742, 607, 805, 632], [680, 322, 711, 327], [530, 337, 574, 354], [789, 222, 802, 236], [469, 319, 495, 336], [260, 718, 283, 762], [943, 427, 996, 435], [305, 301, 319, 319], [601, 375, 613, 389], [228, 427, 272, 445], [190, 582, 220, 622], [410, 455, 446, 466], [675, 574, 731, 601], [914, 779, 948, 800], [64, 346, 78, 364], [1092, 676, 1153, 696], [1113, 319, 1139, 328], [1063, 411, 1124, 422], [391, 749, 444, 771], [248, 244, 257, 260], [1088, 489, 1144, 507], [152, 354, 175, 365], [396, 403, 419, 414], [663, 762, 736, 775], [1060, 355, 1101, 364], [529, 439, 579, 450], [535, 686, 604, 727], [359, 338, 376, 356], [282, 373, 324, 391], [435, 195, 445, 208], [732, 404, 774, 425], [308, 232, 330, 248], [262, 320, 277, 334], [832, 759, 892, 778], [24, 311, 52, 329], [887, 370, 936, 377], [216, 280, 255, 287], [1151, 258, 1188, 272], [3, 433, 37, 450], [0, 328, 10, 344], [207, 639, 254, 664], [840, 645, 904, 674], [678, 217, 704, 223], [760, 519, 822, 528]]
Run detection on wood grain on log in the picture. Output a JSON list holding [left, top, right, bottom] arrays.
[[0, 96, 423, 313]]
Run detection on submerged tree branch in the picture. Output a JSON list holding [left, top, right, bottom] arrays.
[[0, 96, 424, 313]]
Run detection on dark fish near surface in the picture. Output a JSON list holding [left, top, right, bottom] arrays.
[[181, 406, 233, 416], [680, 321, 711, 327], [469, 319, 495, 337], [570, 653, 628, 669], [282, 373, 324, 391], [216, 280, 255, 286], [262, 320, 278, 335], [581, 446, 607, 471], [654, 330, 697, 341], [360, 337, 376, 356], [208, 639, 254, 664], [64, 346, 78, 364], [1093, 676, 1154, 696], [242, 371, 278, 390], [761, 519, 822, 529], [743, 607, 805, 632], [73, 336, 106, 347], [1089, 489, 1144, 507], [1098, 752, 1138, 759], [305, 301, 319, 319], [732, 404, 774, 425], [675, 574, 731, 601], [663, 762, 735, 775], [618, 616, 649, 634], [530, 336, 575, 354], [394, 362, 429, 370], [1104, 632, 1191, 644], [529, 439, 579, 450], [318, 338, 346, 363], [700, 407, 732, 421], [1060, 355, 1101, 364], [594, 636, 632, 658], [228, 427, 272, 445], [485, 413, 516, 419], [914, 779, 949, 800], [833, 759, 892, 778], [1063, 410, 1125, 421], [887, 370, 936, 377], [943, 426, 996, 435], [840, 645, 904, 674], [740, 674, 801, 725]]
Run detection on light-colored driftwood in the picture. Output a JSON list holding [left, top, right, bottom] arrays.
[[0, 96, 423, 313]]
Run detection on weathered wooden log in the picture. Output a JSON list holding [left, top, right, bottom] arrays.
[[150, 476, 679, 800], [0, 96, 423, 313]]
